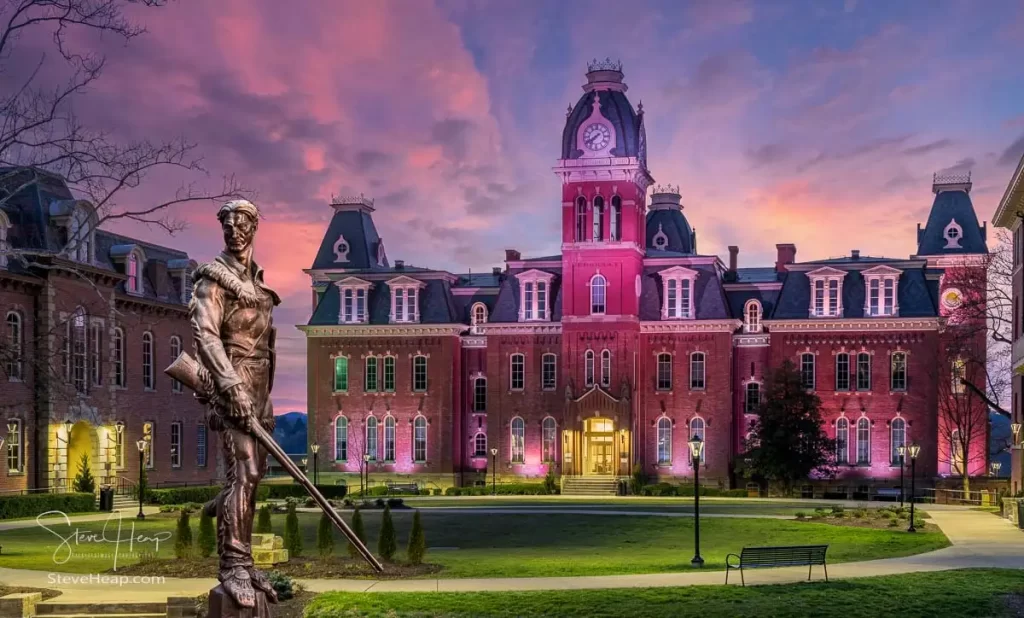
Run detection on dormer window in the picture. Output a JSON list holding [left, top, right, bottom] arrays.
[[652, 224, 668, 250], [127, 253, 139, 293], [943, 218, 963, 249], [807, 267, 845, 318], [0, 210, 10, 268], [516, 269, 554, 322], [69, 206, 93, 264], [863, 266, 901, 317], [333, 234, 350, 263], [659, 266, 698, 320], [387, 276, 424, 323], [470, 302, 488, 334], [335, 277, 372, 324], [744, 299, 762, 333]]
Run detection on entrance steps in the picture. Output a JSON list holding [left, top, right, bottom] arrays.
[[112, 494, 137, 511], [562, 476, 620, 496]]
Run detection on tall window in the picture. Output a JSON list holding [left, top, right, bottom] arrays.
[[951, 429, 964, 474], [835, 353, 850, 391], [890, 352, 907, 391], [542, 354, 557, 390], [413, 416, 427, 462], [114, 425, 125, 468], [592, 196, 605, 241], [70, 207, 92, 262], [383, 416, 396, 462], [836, 418, 849, 464], [866, 275, 898, 317], [800, 353, 815, 390], [341, 288, 367, 323], [383, 356, 395, 392], [856, 417, 870, 464], [142, 332, 154, 390], [657, 353, 672, 390], [170, 422, 182, 468], [585, 350, 595, 387], [744, 300, 761, 333], [5, 312, 22, 380], [657, 417, 672, 464], [890, 418, 906, 465], [542, 417, 556, 463], [590, 275, 607, 314], [72, 309, 87, 393], [365, 356, 378, 392], [392, 287, 419, 323], [474, 432, 487, 457], [126, 252, 139, 294], [811, 276, 842, 317], [333, 357, 348, 392], [473, 377, 487, 412], [689, 417, 706, 464], [510, 417, 525, 463], [600, 349, 612, 387], [0, 212, 9, 268], [90, 323, 102, 387], [113, 327, 125, 387], [334, 416, 348, 461], [575, 197, 586, 242], [856, 353, 871, 391], [6, 419, 22, 473], [689, 352, 705, 390], [169, 336, 182, 392], [665, 279, 693, 319], [951, 358, 966, 394], [510, 353, 525, 390], [521, 280, 549, 321], [196, 424, 207, 467], [366, 416, 378, 461], [745, 382, 760, 413], [610, 196, 621, 241], [412, 355, 428, 392], [471, 303, 487, 334]]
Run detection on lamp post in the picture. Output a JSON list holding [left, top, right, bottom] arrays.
[[897, 445, 906, 508], [906, 443, 920, 532], [688, 435, 705, 567], [363, 453, 371, 495], [490, 448, 498, 496], [1013, 423, 1022, 494], [301, 457, 308, 477], [991, 461, 1002, 477], [310, 444, 320, 487], [135, 439, 147, 520]]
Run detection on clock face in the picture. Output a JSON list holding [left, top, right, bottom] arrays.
[[942, 288, 963, 309], [583, 123, 611, 151]]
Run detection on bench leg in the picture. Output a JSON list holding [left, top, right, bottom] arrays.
[[824, 563, 829, 583], [725, 567, 729, 585], [740, 567, 745, 587]]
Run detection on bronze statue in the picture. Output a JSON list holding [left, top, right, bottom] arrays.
[[166, 200, 381, 618]]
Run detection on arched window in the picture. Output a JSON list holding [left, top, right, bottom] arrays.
[[366, 416, 378, 461], [334, 416, 348, 461], [413, 416, 427, 463], [541, 353, 557, 390], [656, 353, 672, 390], [584, 350, 595, 387], [5, 312, 22, 380], [600, 349, 612, 387], [126, 252, 140, 294], [473, 377, 487, 412], [689, 417, 706, 464], [333, 356, 348, 392], [142, 331, 154, 390], [474, 432, 487, 457], [951, 357, 966, 394], [800, 353, 815, 390], [383, 416, 396, 462], [510, 353, 525, 390], [89, 321, 101, 387], [510, 417, 525, 463], [890, 418, 905, 465], [744, 300, 761, 333], [890, 352, 907, 391], [657, 417, 672, 464], [689, 352, 706, 390], [575, 197, 586, 242], [71, 308, 87, 393], [542, 417, 557, 463], [856, 352, 871, 391], [113, 327, 125, 387], [170, 336, 182, 392], [471, 303, 488, 334], [592, 195, 604, 241], [951, 429, 964, 474], [836, 418, 849, 464], [610, 196, 622, 241], [590, 274, 607, 315], [835, 353, 850, 391], [856, 417, 870, 464], [745, 382, 760, 413]]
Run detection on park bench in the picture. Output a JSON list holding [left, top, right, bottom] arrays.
[[725, 544, 829, 586], [385, 481, 419, 495]]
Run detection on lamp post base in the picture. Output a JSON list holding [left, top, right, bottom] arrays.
[[907, 525, 916, 533], [136, 511, 146, 520], [691, 555, 704, 568]]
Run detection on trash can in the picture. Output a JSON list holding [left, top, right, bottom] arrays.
[[99, 487, 114, 512]]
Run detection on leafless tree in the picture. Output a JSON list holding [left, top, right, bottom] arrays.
[[934, 327, 989, 493]]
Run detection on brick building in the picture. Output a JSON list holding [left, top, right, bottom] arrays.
[[302, 62, 990, 493], [0, 168, 219, 495]]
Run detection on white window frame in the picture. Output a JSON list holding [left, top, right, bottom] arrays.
[[125, 249, 145, 296], [657, 417, 672, 465], [510, 417, 525, 463], [744, 299, 762, 333], [836, 417, 849, 464], [89, 320, 102, 387], [510, 353, 525, 391], [366, 416, 378, 461], [856, 352, 871, 391], [689, 416, 706, 465], [744, 382, 760, 413], [835, 352, 850, 391], [689, 352, 706, 390], [5, 311, 23, 381], [472, 377, 487, 412], [382, 355, 396, 392], [856, 417, 870, 465], [170, 421, 182, 468], [863, 266, 901, 317], [656, 353, 672, 391], [600, 349, 612, 387], [169, 336, 182, 393], [542, 417, 557, 463], [333, 356, 349, 393], [143, 422, 155, 469], [473, 432, 487, 458], [69, 205, 95, 264], [516, 269, 554, 322], [541, 353, 557, 391], [388, 276, 425, 324], [610, 195, 622, 241], [807, 267, 845, 318], [660, 266, 698, 320], [114, 424, 125, 469], [6, 418, 22, 473], [383, 415, 396, 462], [113, 327, 126, 388], [951, 357, 966, 394], [142, 331, 155, 391], [890, 351, 908, 391], [71, 308, 87, 394], [364, 356, 379, 392], [412, 355, 428, 392], [800, 352, 815, 390], [890, 417, 906, 465], [336, 277, 372, 324], [470, 302, 488, 334], [584, 350, 595, 387], [413, 415, 427, 463], [334, 415, 348, 462], [592, 195, 605, 241], [590, 274, 607, 315], [575, 196, 587, 242]]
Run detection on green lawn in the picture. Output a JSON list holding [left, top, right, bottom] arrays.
[[305, 569, 1024, 618], [0, 509, 947, 578], [401, 497, 820, 516]]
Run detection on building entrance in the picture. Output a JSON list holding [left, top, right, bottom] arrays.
[[583, 417, 615, 475]]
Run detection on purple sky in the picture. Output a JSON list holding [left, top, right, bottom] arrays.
[[17, 0, 1024, 413]]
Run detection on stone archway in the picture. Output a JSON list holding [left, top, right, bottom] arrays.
[[66, 421, 97, 492]]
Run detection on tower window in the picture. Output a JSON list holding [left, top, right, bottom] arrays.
[[590, 274, 607, 315], [592, 196, 605, 241], [585, 350, 595, 387], [600, 349, 611, 387], [610, 196, 622, 241], [575, 197, 586, 242]]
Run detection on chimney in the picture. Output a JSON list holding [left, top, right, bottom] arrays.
[[394, 259, 404, 270], [492, 266, 502, 276], [775, 243, 797, 273], [728, 246, 738, 274], [505, 249, 521, 262], [851, 249, 860, 260]]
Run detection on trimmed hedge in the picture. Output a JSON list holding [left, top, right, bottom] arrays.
[[0, 492, 97, 520], [266, 484, 348, 500], [445, 483, 555, 496], [146, 483, 347, 506], [639, 483, 747, 497]]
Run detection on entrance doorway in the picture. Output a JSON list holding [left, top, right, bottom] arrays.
[[66, 421, 95, 491], [583, 417, 615, 476]]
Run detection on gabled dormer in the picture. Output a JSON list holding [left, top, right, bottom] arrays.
[[806, 266, 845, 318], [861, 265, 902, 317], [335, 276, 373, 324], [110, 244, 147, 296], [515, 269, 554, 322], [386, 275, 425, 323], [658, 265, 698, 319]]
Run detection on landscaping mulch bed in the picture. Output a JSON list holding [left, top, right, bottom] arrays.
[[0, 586, 61, 601], [108, 556, 442, 579], [795, 511, 936, 532], [193, 591, 316, 618]]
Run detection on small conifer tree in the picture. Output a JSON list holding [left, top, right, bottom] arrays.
[[284, 500, 302, 557], [316, 511, 335, 558], [348, 506, 366, 559], [174, 509, 193, 559], [378, 505, 397, 561], [256, 504, 273, 534], [72, 453, 96, 494], [406, 509, 426, 565], [197, 508, 216, 558]]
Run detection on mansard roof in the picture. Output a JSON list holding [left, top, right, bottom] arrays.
[[770, 265, 938, 319], [639, 263, 730, 321], [916, 188, 988, 256], [310, 205, 388, 270], [733, 267, 780, 283], [645, 208, 694, 254], [489, 265, 563, 323], [308, 276, 459, 326], [725, 288, 781, 321]]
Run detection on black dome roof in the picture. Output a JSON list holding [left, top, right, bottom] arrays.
[[561, 68, 641, 160]]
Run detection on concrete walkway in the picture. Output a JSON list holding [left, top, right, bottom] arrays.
[[0, 504, 1018, 602]]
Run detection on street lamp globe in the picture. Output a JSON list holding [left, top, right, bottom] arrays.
[[992, 462, 1002, 475], [311, 444, 319, 454], [136, 439, 147, 453], [114, 421, 125, 435], [490, 448, 498, 457], [363, 454, 370, 463], [1012, 423, 1022, 443], [301, 458, 308, 467], [688, 435, 704, 461], [63, 419, 74, 436], [897, 445, 905, 458], [906, 443, 921, 460], [6, 421, 16, 435]]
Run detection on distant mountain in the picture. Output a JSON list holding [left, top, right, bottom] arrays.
[[273, 411, 307, 455]]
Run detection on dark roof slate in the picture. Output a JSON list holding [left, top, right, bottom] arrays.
[[561, 90, 640, 160], [310, 208, 388, 271], [639, 264, 730, 321], [771, 268, 937, 319], [916, 189, 988, 256], [646, 209, 694, 254]]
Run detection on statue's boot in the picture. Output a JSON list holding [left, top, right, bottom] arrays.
[[247, 567, 279, 603], [219, 566, 256, 608]]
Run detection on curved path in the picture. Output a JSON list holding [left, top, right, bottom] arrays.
[[0, 503, 1019, 603]]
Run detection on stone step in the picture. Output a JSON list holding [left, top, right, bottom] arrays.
[[562, 477, 619, 496], [253, 547, 289, 566], [37, 602, 166, 615]]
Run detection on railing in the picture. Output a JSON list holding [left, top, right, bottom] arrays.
[[114, 476, 137, 497], [923, 488, 1004, 506]]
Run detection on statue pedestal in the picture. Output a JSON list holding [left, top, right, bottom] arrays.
[[207, 585, 272, 618]]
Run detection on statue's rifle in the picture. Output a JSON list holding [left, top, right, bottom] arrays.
[[165, 352, 384, 573]]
